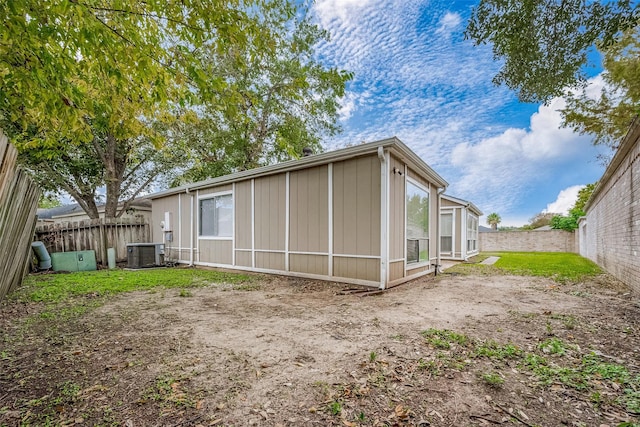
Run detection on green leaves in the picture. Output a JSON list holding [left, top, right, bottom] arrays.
[[174, 2, 351, 183], [550, 208, 584, 231], [2, 0, 350, 220], [465, 0, 639, 103], [562, 27, 640, 149], [486, 212, 501, 229], [0, 0, 260, 147]]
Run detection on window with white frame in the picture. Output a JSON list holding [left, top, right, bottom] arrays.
[[406, 180, 429, 264], [441, 212, 453, 253], [466, 215, 478, 252], [199, 193, 233, 238]]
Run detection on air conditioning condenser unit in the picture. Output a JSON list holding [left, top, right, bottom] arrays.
[[126, 243, 165, 269]]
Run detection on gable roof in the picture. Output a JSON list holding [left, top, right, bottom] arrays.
[[441, 194, 483, 216], [148, 137, 448, 199]]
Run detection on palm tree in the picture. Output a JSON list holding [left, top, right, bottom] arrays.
[[487, 212, 501, 230]]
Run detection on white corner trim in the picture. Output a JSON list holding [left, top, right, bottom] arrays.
[[251, 179, 255, 268], [328, 163, 334, 277], [285, 172, 290, 272]]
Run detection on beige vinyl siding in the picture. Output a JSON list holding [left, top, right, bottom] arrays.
[[179, 193, 192, 261], [441, 198, 458, 208], [256, 252, 285, 271], [333, 256, 380, 282], [254, 174, 286, 251], [389, 261, 404, 282], [406, 264, 429, 276], [177, 248, 191, 262], [333, 155, 380, 257], [289, 254, 329, 276], [235, 250, 252, 268], [199, 240, 232, 265], [289, 165, 329, 252], [151, 197, 176, 242], [389, 155, 405, 261], [234, 180, 252, 250], [198, 184, 232, 196], [407, 168, 430, 189]]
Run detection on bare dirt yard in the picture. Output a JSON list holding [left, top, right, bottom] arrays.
[[1, 269, 639, 427]]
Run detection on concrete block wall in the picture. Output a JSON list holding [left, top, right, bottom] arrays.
[[479, 230, 576, 253], [581, 123, 640, 292]]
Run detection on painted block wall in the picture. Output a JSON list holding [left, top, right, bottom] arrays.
[[479, 230, 576, 253], [581, 124, 640, 291]]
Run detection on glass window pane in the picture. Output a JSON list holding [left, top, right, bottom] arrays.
[[441, 236, 452, 252], [200, 194, 233, 237], [441, 212, 453, 254], [406, 181, 429, 263], [215, 194, 233, 237], [200, 198, 216, 236]]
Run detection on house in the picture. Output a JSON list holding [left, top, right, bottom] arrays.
[[149, 138, 449, 289], [439, 194, 482, 261], [37, 199, 152, 224]]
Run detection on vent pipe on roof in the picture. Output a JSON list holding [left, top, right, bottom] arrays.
[[302, 147, 313, 157]]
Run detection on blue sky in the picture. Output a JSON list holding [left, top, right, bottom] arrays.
[[310, 0, 613, 227]]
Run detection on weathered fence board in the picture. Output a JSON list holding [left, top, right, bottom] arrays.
[[34, 218, 150, 264], [0, 129, 40, 300]]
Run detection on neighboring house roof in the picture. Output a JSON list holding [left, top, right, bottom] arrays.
[[479, 225, 494, 232], [37, 204, 80, 220], [441, 194, 483, 216], [533, 225, 553, 231], [37, 199, 152, 220], [147, 137, 449, 199]]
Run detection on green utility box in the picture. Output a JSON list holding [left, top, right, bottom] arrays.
[[51, 250, 97, 272]]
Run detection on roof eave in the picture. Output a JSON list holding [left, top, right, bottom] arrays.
[[148, 137, 448, 199]]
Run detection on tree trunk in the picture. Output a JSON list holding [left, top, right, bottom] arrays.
[[102, 134, 128, 220]]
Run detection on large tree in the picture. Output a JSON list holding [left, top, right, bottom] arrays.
[[1, 0, 253, 146], [465, 0, 639, 104], [562, 28, 640, 149], [2, 0, 348, 219], [174, 7, 352, 184], [1, 0, 260, 218]]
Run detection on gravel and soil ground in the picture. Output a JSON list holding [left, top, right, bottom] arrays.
[[1, 268, 639, 426]]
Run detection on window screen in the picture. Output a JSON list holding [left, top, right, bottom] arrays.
[[441, 212, 453, 253], [200, 194, 233, 237]]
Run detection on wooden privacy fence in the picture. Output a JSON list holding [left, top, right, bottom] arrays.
[[34, 218, 151, 265], [0, 129, 40, 300]]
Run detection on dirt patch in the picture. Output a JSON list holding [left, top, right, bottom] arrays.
[[1, 272, 639, 426]]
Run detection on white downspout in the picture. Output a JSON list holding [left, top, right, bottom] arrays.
[[187, 187, 194, 266], [436, 187, 446, 274], [378, 147, 388, 289]]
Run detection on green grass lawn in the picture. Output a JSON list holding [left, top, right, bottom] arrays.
[[448, 252, 602, 283], [15, 267, 254, 304]]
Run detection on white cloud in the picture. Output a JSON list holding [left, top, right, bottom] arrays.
[[314, 0, 374, 25], [448, 94, 596, 215], [543, 185, 584, 215], [436, 12, 462, 36], [310, 1, 610, 226], [337, 91, 358, 121]]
